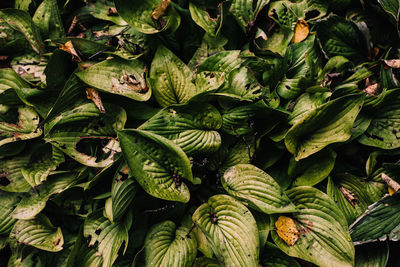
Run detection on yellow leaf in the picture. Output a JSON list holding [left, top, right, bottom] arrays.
[[59, 41, 82, 62], [293, 20, 309, 44], [389, 186, 395, 196], [275, 216, 299, 246]]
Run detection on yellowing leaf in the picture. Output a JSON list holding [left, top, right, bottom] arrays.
[[151, 0, 170, 20], [293, 20, 309, 44], [275, 216, 299, 246], [59, 41, 81, 62]]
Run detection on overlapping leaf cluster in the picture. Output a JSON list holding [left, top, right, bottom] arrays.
[[1, 0, 400, 266]]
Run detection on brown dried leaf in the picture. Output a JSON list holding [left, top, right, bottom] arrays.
[[151, 0, 171, 20], [339, 186, 358, 207], [293, 20, 309, 44], [59, 41, 82, 62], [382, 173, 400, 195], [86, 88, 106, 113], [107, 7, 118, 16], [275, 216, 299, 246], [363, 78, 379, 96]]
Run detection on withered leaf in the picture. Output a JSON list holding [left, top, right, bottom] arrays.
[[293, 20, 309, 44], [151, 0, 171, 20], [59, 41, 82, 62], [86, 87, 106, 113], [275, 216, 299, 246]]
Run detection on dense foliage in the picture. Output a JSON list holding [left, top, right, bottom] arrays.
[[1, 0, 400, 266]]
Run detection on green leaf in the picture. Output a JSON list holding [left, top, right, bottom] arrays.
[[193, 257, 221, 267], [12, 172, 77, 220], [76, 58, 151, 102], [289, 149, 336, 186], [84, 210, 130, 267], [118, 129, 193, 203], [114, 0, 181, 34], [285, 94, 364, 160], [0, 153, 31, 192], [32, 0, 65, 39], [0, 68, 29, 105], [21, 144, 64, 187], [45, 103, 126, 167], [0, 106, 42, 148], [107, 170, 138, 223], [192, 194, 259, 267], [260, 242, 300, 267], [349, 194, 400, 245], [139, 103, 222, 154], [221, 164, 297, 214], [317, 15, 369, 64], [144, 220, 197, 266], [327, 174, 373, 225], [0, 9, 45, 54], [193, 225, 214, 258], [10, 214, 64, 252], [86, 0, 128, 25], [358, 89, 400, 149], [355, 242, 389, 267], [272, 186, 355, 267], [149, 45, 199, 107], [189, 1, 223, 37], [0, 192, 19, 235], [288, 93, 329, 125], [229, 0, 269, 31]]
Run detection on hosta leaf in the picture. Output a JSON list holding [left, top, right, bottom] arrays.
[[0, 106, 42, 147], [118, 129, 193, 203], [0, 9, 45, 54], [0, 153, 31, 192], [193, 225, 213, 258], [139, 103, 222, 154], [144, 220, 197, 267], [0, 68, 28, 105], [358, 89, 400, 149], [0, 192, 19, 235], [86, 0, 127, 26], [195, 50, 241, 92], [192, 194, 259, 267], [327, 174, 373, 225], [76, 58, 151, 102], [189, 1, 223, 37], [10, 214, 64, 252], [355, 242, 389, 267], [285, 94, 364, 160], [229, 0, 269, 31], [45, 103, 126, 167], [106, 170, 138, 223], [272, 186, 355, 267], [84, 210, 130, 267], [288, 93, 329, 125], [12, 172, 77, 220], [221, 164, 297, 214], [317, 15, 369, 64], [21, 144, 64, 187], [32, 0, 65, 39], [289, 149, 336, 186], [149, 45, 199, 107], [349, 194, 400, 245], [114, 0, 181, 34], [193, 257, 221, 267], [260, 242, 300, 267]]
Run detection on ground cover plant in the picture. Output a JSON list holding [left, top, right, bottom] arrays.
[[1, 0, 400, 266]]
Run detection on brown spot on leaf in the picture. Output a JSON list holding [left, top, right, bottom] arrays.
[[0, 172, 10, 186], [151, 0, 170, 20], [339, 186, 358, 207]]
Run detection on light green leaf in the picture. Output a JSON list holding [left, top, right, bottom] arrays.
[[32, 0, 65, 39], [358, 89, 400, 149], [86, 0, 128, 25], [222, 164, 297, 214], [285, 94, 364, 160], [349, 194, 400, 245], [0, 9, 45, 54], [0, 192, 19, 235], [114, 0, 181, 34], [0, 106, 42, 148], [192, 194, 259, 267], [229, 0, 269, 31], [189, 1, 223, 37], [139, 103, 222, 154], [12, 172, 77, 220], [118, 129, 193, 203], [193, 225, 214, 258], [10, 214, 64, 252], [149, 45, 199, 107], [144, 220, 197, 267], [288, 93, 329, 125], [0, 153, 31, 192], [76, 58, 151, 101], [84, 210, 130, 267], [45, 103, 126, 168], [272, 186, 355, 267], [289, 149, 336, 186], [355, 242, 389, 267]]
